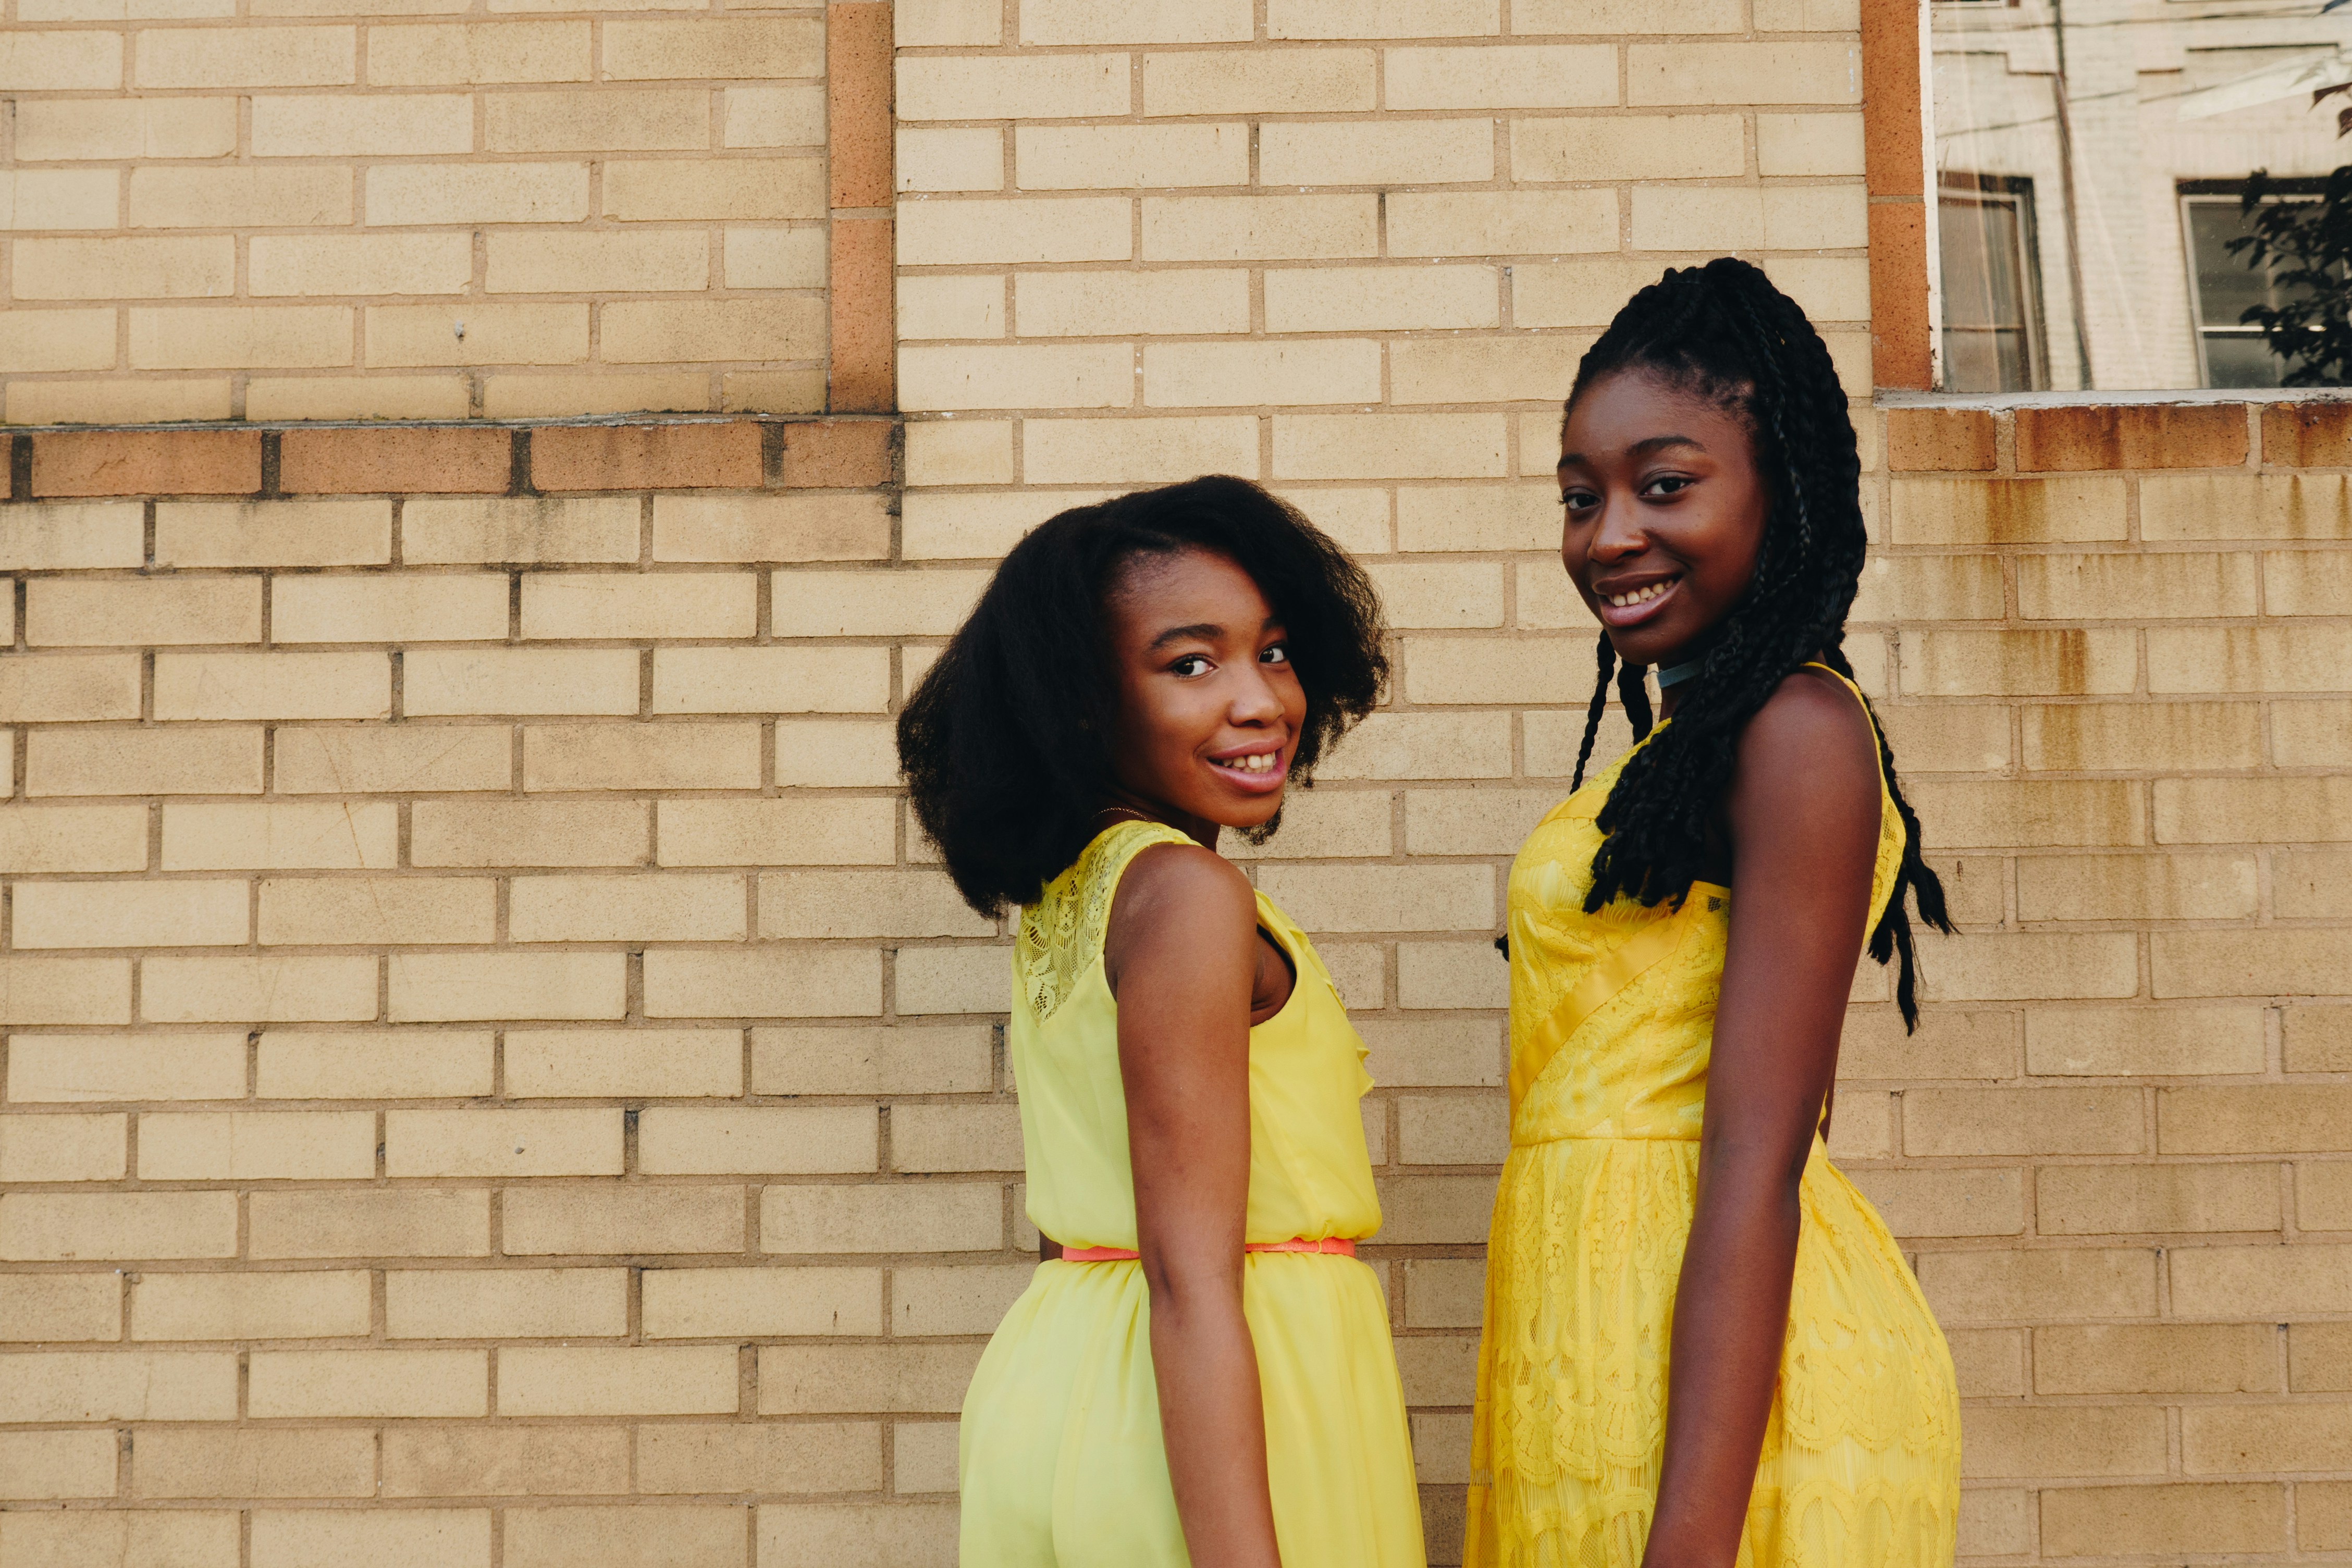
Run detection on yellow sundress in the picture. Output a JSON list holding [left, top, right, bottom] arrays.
[[1468, 668, 1961, 1568], [959, 818, 1427, 1568]]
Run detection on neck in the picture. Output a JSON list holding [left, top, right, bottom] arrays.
[[1097, 788, 1219, 851]]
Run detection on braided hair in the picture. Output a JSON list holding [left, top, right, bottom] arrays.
[[1563, 257, 1951, 1030]]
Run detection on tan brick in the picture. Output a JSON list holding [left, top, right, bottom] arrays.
[[2294, 1323, 2352, 1391], [2152, 625, 2352, 695], [156, 499, 390, 568], [0, 804, 145, 872], [1516, 0, 1741, 26], [602, 297, 826, 363], [502, 1186, 745, 1256], [641, 1266, 881, 1338], [751, 1024, 991, 1096], [1357, 1018, 1503, 1089], [889, 1265, 1030, 1339], [756, 869, 991, 940], [1276, 414, 1512, 483], [1390, 337, 1585, 405], [1925, 932, 2138, 1002], [1899, 629, 2135, 698], [1849, 555, 2004, 623], [902, 342, 1129, 411], [517, 574, 754, 641], [250, 1188, 490, 1259], [0, 168, 117, 231], [253, 1030, 488, 1100], [249, 1348, 485, 1417], [760, 1182, 1001, 1254], [0, 1429, 116, 1500], [2263, 548, 2352, 615], [2021, 701, 2264, 773], [403, 647, 638, 717], [153, 651, 388, 721], [366, 162, 590, 226], [2273, 699, 2352, 767], [0, 656, 139, 724], [270, 574, 508, 643], [14, 236, 234, 301], [651, 647, 892, 715], [647, 493, 887, 565], [2299, 1162, 2352, 1230], [0, 1514, 238, 1568], [2145, 472, 2352, 541], [2286, 1006, 2352, 1071], [2041, 1483, 2284, 1557], [602, 158, 824, 224], [0, 1113, 125, 1182], [4, 1187, 240, 1264], [2024, 1005, 2266, 1077], [2017, 853, 2255, 922], [247, 376, 472, 421], [381, 1108, 619, 1178], [1387, 190, 1618, 259], [635, 1106, 875, 1177], [260, 872, 494, 947], [2279, 849, 2352, 919], [496, 1345, 737, 1416], [758, 1502, 957, 1568], [16, 97, 237, 160], [0, 311, 113, 373], [0, 1274, 120, 1342], [251, 92, 470, 158], [2171, 1243, 2352, 1316], [134, 1427, 376, 1500], [481, 86, 704, 153], [27, 578, 259, 649], [1885, 409, 1996, 472], [642, 947, 883, 1019], [2019, 551, 2256, 621], [637, 1422, 881, 1494], [250, 1511, 489, 1568], [2160, 1085, 2352, 1155], [367, 20, 589, 84], [1141, 193, 1379, 262], [142, 955, 377, 1024], [7, 1032, 245, 1104], [504, 870, 740, 942], [2186, 1402, 2352, 1475], [127, 305, 353, 372], [1018, 416, 1260, 485], [137, 25, 350, 87], [1888, 476, 2126, 545], [2039, 1163, 2282, 1237], [0, 503, 141, 569], [2036, 1323, 2278, 1395], [16, 879, 254, 950], [383, 1267, 625, 1339], [2153, 929, 2349, 999], [897, 0, 1000, 45], [382, 1428, 631, 1499], [367, 303, 588, 368], [388, 951, 626, 1021], [1015, 122, 1246, 189], [1847, 1167, 2023, 1238], [403, 495, 636, 565], [1757, 110, 1866, 177], [756, 1342, 982, 1414], [503, 1028, 742, 1097], [900, 196, 1131, 265], [1916, 1246, 2157, 1323], [0, 957, 131, 1024], [0, 1349, 236, 1421], [271, 726, 511, 793], [132, 1270, 370, 1342], [899, 273, 1005, 339], [1964, 1405, 2168, 1479], [1628, 40, 1858, 104], [900, 52, 1128, 119], [728, 84, 826, 149], [600, 12, 817, 75]]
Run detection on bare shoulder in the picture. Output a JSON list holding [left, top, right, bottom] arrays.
[[1104, 840, 1256, 972], [1729, 666, 1880, 838]]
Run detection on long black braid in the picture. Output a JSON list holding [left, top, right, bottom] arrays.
[[1565, 258, 1952, 1030]]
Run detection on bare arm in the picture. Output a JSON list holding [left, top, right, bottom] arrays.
[[1642, 672, 1881, 1568], [1106, 842, 1282, 1568]]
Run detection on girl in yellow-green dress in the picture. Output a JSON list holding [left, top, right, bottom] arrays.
[[1469, 259, 1963, 1568], [900, 477, 1424, 1568]]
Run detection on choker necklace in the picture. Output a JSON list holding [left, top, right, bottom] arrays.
[[1655, 657, 1705, 689]]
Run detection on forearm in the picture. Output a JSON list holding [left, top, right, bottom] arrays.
[[1644, 1159, 1804, 1568], [1149, 1281, 1283, 1568]]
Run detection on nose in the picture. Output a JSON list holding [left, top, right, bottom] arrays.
[[1586, 491, 1648, 563], [1228, 660, 1285, 725]]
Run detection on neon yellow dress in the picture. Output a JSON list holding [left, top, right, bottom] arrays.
[[1468, 669, 1961, 1568], [960, 819, 1426, 1568]]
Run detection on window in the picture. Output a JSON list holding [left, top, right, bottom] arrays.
[[2181, 184, 2322, 389], [1939, 174, 2047, 392]]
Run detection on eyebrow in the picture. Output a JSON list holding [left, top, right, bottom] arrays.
[[1144, 614, 1281, 652], [1558, 433, 1706, 466]]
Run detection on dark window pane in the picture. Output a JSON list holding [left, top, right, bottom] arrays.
[[2201, 331, 2290, 388]]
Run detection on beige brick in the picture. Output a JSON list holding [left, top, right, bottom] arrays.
[[2299, 1162, 2352, 1230], [2172, 1243, 2352, 1317], [2036, 1322, 2279, 1395], [403, 495, 636, 564], [272, 726, 511, 793], [602, 158, 823, 225], [1396, 942, 1510, 1011], [728, 83, 825, 149], [650, 647, 892, 718], [1141, 193, 1380, 262], [0, 656, 139, 724], [2294, 1323, 2352, 1391], [2152, 624, 2352, 695], [2043, 1483, 2285, 1557], [888, 1104, 1024, 1174], [2017, 853, 2255, 922], [156, 499, 390, 568], [518, 574, 754, 641], [1321, 710, 1511, 781], [1395, 482, 1558, 551], [1516, 0, 1742, 24], [1395, 1095, 1507, 1168], [1870, 704, 2007, 774], [1924, 932, 2138, 1002], [367, 20, 589, 83], [388, 951, 626, 1022], [503, 1027, 741, 1097], [247, 376, 472, 421], [1015, 0, 1245, 42], [2279, 849, 2352, 920], [1255, 863, 1493, 934], [899, 52, 1128, 120], [642, 947, 883, 1019], [2260, 547, 2352, 615], [652, 493, 889, 564], [7, 1032, 245, 1104], [381, 1428, 627, 1499], [0, 308, 117, 372], [249, 1348, 485, 1417], [756, 1341, 982, 1415], [132, 1270, 370, 1341], [1889, 476, 2126, 545], [367, 302, 588, 367], [127, 305, 353, 372], [633, 1106, 873, 1176], [0, 168, 118, 230], [381, 1108, 617, 1178], [1916, 1246, 2157, 1323], [0, 1113, 126, 1182], [1627, 40, 1857, 104], [1513, 114, 1739, 182], [5, 1188, 238, 1265], [1402, 635, 1585, 706], [640, 1266, 881, 1337], [0, 956, 131, 1024], [598, 12, 817, 76], [1390, 337, 1585, 405], [152, 651, 387, 721], [502, 1508, 743, 1568], [898, 273, 1004, 338], [504, 870, 738, 941], [479, 86, 703, 152], [2183, 1402, 2352, 1476], [2021, 701, 2264, 773], [367, 162, 588, 226], [1260, 265, 1495, 334], [756, 869, 996, 940], [758, 1502, 957, 1568], [1137, 45, 1371, 115], [249, 1511, 489, 1568], [2038, 1163, 2281, 1237], [897, 0, 999, 45], [403, 647, 637, 717], [143, 955, 378, 1024], [137, 25, 350, 87], [902, 342, 1131, 412], [768, 567, 986, 637], [1757, 112, 1865, 176], [1017, 416, 1258, 485], [638, 1422, 881, 1494], [895, 1422, 961, 1493], [1276, 414, 1511, 482], [2286, 1006, 2352, 1071], [760, 1183, 1000, 1254], [383, 1267, 624, 1339], [133, 1427, 375, 1500], [1908, 780, 2144, 850], [27, 578, 258, 648], [0, 1514, 238, 1567], [1849, 555, 2004, 624], [254, 1030, 489, 1100], [1265, 117, 1493, 184], [2144, 472, 2352, 541], [13, 881, 245, 950], [2160, 1085, 2352, 1155], [0, 503, 140, 569], [502, 1185, 745, 1256], [752, 1024, 990, 1096], [1963, 1405, 2168, 1480], [0, 804, 144, 872], [270, 574, 508, 644], [2153, 928, 2349, 998], [900, 196, 1131, 266], [1223, 790, 1391, 859], [1401, 787, 1559, 856], [0, 1274, 121, 1342], [2019, 551, 2256, 620], [1356, 1018, 1503, 1088], [0, 1429, 116, 1500], [2276, 696, 2352, 767], [14, 236, 233, 302], [1899, 628, 2135, 698], [2024, 1005, 2265, 1077], [250, 1188, 490, 1259], [1848, 1167, 2025, 1238], [1016, 122, 1247, 189], [889, 1265, 1030, 1339], [494, 1345, 736, 1416], [251, 91, 470, 158], [16, 97, 237, 160], [129, 166, 350, 229], [0, 1349, 236, 1421], [1388, 190, 1618, 258], [602, 297, 826, 363]]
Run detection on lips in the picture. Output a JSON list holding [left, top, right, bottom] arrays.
[[1593, 573, 1681, 629], [1208, 746, 1288, 793]]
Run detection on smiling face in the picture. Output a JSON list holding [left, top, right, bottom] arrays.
[[1558, 366, 1773, 670], [1102, 546, 1307, 838]]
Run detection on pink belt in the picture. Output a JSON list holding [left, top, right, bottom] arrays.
[[1057, 1237, 1357, 1263]]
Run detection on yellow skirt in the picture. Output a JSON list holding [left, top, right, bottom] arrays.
[[960, 1251, 1427, 1567], [1468, 1137, 1961, 1568]]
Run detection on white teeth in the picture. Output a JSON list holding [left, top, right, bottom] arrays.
[[1607, 579, 1675, 609], [1224, 753, 1277, 773]]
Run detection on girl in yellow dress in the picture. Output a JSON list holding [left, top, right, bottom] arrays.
[[1468, 259, 1963, 1568], [900, 476, 1425, 1568]]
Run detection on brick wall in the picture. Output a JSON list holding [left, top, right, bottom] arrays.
[[0, 3, 2347, 1567], [0, 0, 898, 425]]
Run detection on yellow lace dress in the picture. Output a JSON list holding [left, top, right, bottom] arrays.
[[959, 819, 1426, 1568], [1467, 670, 1961, 1568]]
